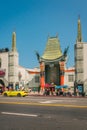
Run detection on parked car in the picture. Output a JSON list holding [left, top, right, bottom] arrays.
[[3, 90, 28, 97]]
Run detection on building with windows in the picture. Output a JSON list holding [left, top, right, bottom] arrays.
[[36, 18, 87, 95], [0, 17, 87, 95], [74, 18, 87, 95], [0, 32, 40, 92], [64, 67, 75, 91]]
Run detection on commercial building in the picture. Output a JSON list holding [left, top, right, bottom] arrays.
[[74, 18, 87, 95], [0, 32, 40, 91]]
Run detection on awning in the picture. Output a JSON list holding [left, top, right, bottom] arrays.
[[44, 83, 52, 88], [55, 85, 68, 89]]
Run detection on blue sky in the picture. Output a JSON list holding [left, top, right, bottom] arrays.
[[0, 0, 87, 68]]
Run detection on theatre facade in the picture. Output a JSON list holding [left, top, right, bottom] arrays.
[[1, 17, 87, 95], [36, 35, 75, 91]]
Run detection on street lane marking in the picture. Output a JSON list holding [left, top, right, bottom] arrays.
[[1, 112, 38, 117], [0, 101, 87, 108], [40, 100, 77, 103], [40, 100, 58, 103]]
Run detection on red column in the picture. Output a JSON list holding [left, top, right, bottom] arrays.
[[60, 75, 64, 85], [40, 62, 45, 90], [59, 61, 65, 86]]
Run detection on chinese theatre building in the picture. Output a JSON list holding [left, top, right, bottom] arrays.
[[36, 35, 68, 90]]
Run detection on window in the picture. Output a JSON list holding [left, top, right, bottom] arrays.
[[68, 75, 74, 82], [35, 76, 40, 83]]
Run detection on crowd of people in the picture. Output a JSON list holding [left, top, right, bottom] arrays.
[[43, 87, 73, 96]]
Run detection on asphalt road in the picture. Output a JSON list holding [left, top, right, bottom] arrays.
[[0, 95, 87, 107], [0, 96, 87, 130]]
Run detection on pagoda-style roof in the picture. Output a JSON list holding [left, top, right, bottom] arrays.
[[41, 36, 63, 61]]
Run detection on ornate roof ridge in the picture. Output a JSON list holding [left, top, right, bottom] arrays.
[[41, 35, 62, 60]]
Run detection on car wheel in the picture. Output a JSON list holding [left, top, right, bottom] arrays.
[[4, 93, 8, 97], [17, 93, 21, 97]]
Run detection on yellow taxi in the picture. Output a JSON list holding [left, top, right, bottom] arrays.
[[3, 90, 28, 97]]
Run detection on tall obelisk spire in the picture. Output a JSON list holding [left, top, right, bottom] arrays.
[[9, 31, 19, 89], [12, 32, 17, 51], [77, 16, 82, 42]]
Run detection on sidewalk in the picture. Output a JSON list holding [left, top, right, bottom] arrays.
[[28, 91, 87, 98], [28, 91, 43, 96]]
